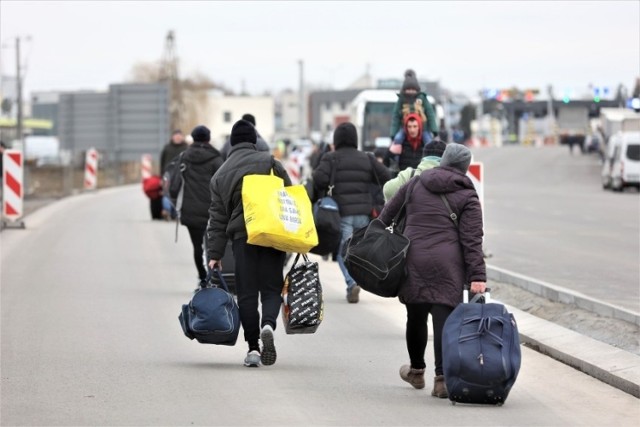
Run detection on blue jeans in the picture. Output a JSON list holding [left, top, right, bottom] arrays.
[[162, 196, 177, 219], [337, 214, 371, 289], [393, 129, 432, 145]]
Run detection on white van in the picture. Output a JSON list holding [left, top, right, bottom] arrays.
[[601, 131, 640, 191]]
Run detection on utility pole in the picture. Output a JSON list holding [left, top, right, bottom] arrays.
[[298, 59, 304, 139], [16, 37, 23, 145]]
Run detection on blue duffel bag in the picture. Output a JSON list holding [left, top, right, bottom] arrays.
[[442, 290, 521, 405], [179, 268, 240, 346]]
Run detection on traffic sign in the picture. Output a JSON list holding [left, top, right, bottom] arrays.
[[2, 150, 24, 222]]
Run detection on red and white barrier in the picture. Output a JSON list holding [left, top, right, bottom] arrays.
[[2, 149, 24, 222], [84, 148, 98, 190], [141, 154, 153, 180], [467, 162, 484, 210]]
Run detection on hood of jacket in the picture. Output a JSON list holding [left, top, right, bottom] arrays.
[[404, 112, 423, 151], [182, 142, 221, 165], [421, 165, 475, 194]]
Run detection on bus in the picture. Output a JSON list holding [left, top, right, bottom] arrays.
[[349, 89, 442, 152]]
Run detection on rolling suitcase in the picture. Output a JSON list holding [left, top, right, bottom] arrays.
[[442, 289, 521, 405]]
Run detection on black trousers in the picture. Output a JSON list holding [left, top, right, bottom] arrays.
[[405, 303, 454, 375], [232, 238, 286, 351], [186, 226, 207, 280]]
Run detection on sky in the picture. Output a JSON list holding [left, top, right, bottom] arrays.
[[1, 0, 639, 100]]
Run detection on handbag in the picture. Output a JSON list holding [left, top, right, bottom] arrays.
[[343, 178, 418, 297], [242, 160, 318, 253], [310, 157, 342, 256], [281, 253, 324, 334], [178, 268, 240, 346]]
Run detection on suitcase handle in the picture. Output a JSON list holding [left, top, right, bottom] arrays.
[[203, 267, 232, 293], [463, 287, 491, 304]]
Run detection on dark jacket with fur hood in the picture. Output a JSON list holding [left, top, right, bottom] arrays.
[[379, 166, 485, 307]]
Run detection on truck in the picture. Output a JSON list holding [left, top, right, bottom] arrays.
[[556, 105, 590, 151]]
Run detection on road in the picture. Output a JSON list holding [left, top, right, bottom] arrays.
[[2, 185, 639, 425], [470, 145, 640, 313]]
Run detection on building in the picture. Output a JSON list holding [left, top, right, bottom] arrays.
[[205, 92, 274, 148], [308, 89, 362, 139]]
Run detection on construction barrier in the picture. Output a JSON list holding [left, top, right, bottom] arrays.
[[2, 149, 24, 224], [141, 154, 153, 180], [84, 148, 98, 190]]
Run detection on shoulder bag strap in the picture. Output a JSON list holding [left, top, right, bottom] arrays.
[[328, 157, 337, 196], [391, 177, 419, 227], [175, 152, 187, 242], [439, 194, 459, 228]]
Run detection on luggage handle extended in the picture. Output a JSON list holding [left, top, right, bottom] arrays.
[[463, 287, 491, 304]]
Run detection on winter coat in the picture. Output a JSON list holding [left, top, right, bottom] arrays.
[[312, 138, 391, 217], [390, 92, 439, 137], [206, 142, 291, 260], [379, 166, 485, 308], [383, 156, 440, 202], [160, 141, 189, 175], [179, 142, 223, 228]]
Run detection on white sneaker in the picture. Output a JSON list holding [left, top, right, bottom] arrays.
[[244, 350, 261, 368], [260, 325, 277, 366]]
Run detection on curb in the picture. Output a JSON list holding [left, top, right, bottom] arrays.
[[502, 304, 640, 398], [487, 264, 640, 327]]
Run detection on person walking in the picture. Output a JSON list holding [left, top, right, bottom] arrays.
[[312, 122, 392, 303], [383, 139, 447, 202], [160, 130, 189, 219], [206, 119, 291, 368], [378, 143, 486, 398], [178, 125, 223, 289], [386, 113, 431, 175]]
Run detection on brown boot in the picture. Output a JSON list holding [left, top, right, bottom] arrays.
[[399, 365, 425, 389], [431, 375, 448, 398]]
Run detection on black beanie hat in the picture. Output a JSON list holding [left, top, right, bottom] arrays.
[[401, 69, 420, 92], [230, 119, 257, 146], [191, 125, 210, 143], [423, 140, 447, 158], [333, 122, 358, 148], [241, 113, 256, 126]]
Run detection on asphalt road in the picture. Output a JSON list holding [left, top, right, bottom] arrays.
[[470, 145, 640, 313], [2, 185, 639, 426]]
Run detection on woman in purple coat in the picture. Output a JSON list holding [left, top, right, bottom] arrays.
[[378, 143, 487, 398]]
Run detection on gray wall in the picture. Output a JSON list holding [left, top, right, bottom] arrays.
[[57, 83, 170, 164]]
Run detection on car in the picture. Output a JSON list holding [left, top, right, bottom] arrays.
[[601, 131, 640, 191]]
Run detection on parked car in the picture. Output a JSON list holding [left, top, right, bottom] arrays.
[[601, 131, 640, 191]]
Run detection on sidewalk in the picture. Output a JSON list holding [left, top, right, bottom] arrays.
[[307, 255, 640, 398]]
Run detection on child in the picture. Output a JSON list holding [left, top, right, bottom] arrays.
[[389, 69, 439, 157]]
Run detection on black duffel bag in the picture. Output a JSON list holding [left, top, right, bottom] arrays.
[[343, 178, 417, 297]]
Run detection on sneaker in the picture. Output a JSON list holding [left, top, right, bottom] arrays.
[[260, 325, 277, 366], [399, 364, 426, 389], [244, 350, 261, 368], [346, 285, 361, 303], [193, 279, 207, 293]]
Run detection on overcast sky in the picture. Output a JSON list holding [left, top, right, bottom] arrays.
[[1, 1, 638, 100]]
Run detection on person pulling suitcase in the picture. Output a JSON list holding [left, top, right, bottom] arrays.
[[378, 143, 486, 398]]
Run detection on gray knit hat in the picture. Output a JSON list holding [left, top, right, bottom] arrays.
[[440, 143, 472, 173]]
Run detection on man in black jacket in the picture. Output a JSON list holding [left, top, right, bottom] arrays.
[[312, 122, 392, 303], [206, 119, 291, 368], [178, 125, 224, 288], [220, 113, 270, 160]]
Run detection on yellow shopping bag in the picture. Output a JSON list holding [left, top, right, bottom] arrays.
[[242, 172, 319, 253]]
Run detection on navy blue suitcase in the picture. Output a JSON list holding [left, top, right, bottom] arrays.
[[442, 290, 521, 405]]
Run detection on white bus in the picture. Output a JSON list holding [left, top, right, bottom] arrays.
[[349, 89, 442, 152]]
